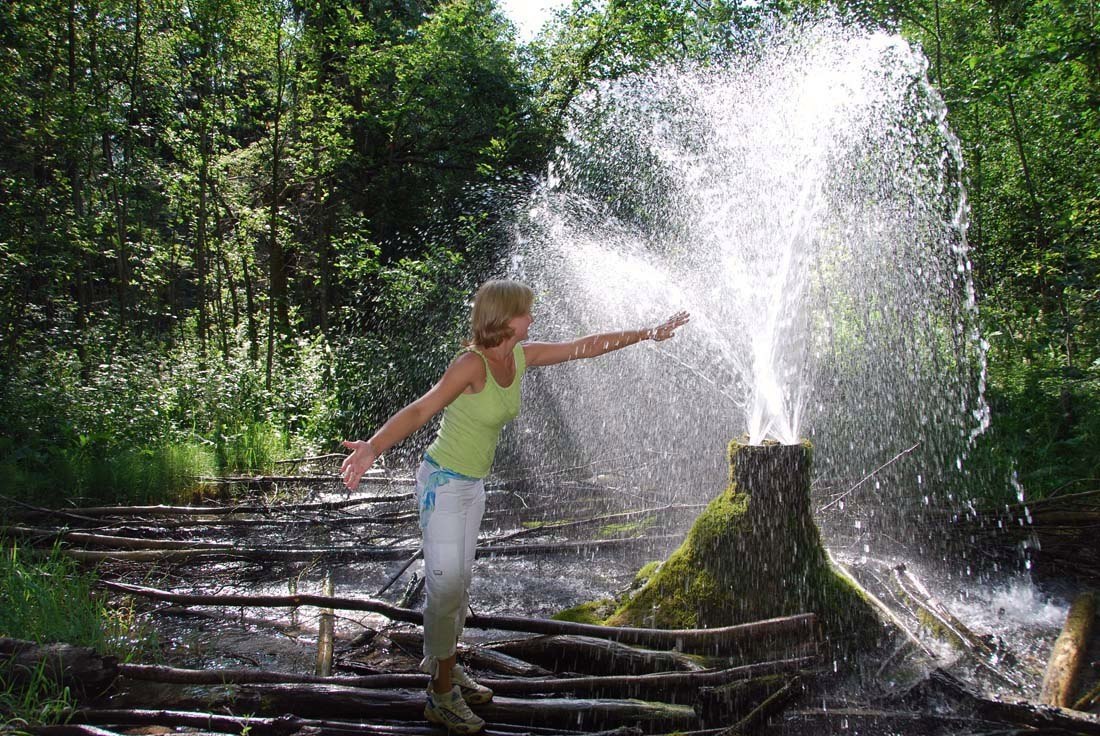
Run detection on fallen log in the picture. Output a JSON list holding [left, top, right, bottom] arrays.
[[118, 662, 426, 688], [116, 656, 815, 701], [69, 708, 644, 736], [392, 631, 707, 676], [54, 496, 413, 518], [464, 647, 555, 678], [892, 564, 1019, 687], [775, 707, 999, 735], [485, 657, 817, 700], [924, 668, 1100, 735], [5, 526, 238, 550], [11, 510, 419, 533], [1041, 591, 1097, 708], [62, 534, 678, 563], [0, 637, 118, 695], [717, 674, 801, 735], [230, 684, 699, 731], [102, 580, 818, 655], [25, 727, 130, 736]]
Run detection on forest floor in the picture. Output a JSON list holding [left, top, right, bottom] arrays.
[[9, 458, 1100, 735]]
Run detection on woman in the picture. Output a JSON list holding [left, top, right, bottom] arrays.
[[340, 279, 689, 734]]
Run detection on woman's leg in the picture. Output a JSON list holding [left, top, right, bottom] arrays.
[[420, 470, 485, 690], [453, 483, 486, 645]]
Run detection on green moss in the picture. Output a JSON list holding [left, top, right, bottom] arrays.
[[599, 515, 656, 537], [633, 560, 662, 587], [605, 483, 750, 629], [603, 439, 881, 653], [553, 599, 618, 624]]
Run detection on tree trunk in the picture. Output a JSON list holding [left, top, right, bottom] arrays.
[[266, 12, 288, 391], [1041, 591, 1097, 708], [608, 440, 879, 656]]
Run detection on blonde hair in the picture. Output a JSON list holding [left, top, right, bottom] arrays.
[[469, 279, 534, 348]]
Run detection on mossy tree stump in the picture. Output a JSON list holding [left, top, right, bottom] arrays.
[[605, 439, 880, 652]]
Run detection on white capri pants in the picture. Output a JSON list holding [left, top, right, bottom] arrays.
[[415, 456, 486, 675]]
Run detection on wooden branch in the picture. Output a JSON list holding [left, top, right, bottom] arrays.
[[70, 708, 438, 736], [1041, 591, 1097, 708], [375, 546, 421, 596], [0, 493, 104, 524], [462, 632, 708, 676], [71, 708, 644, 736], [65, 546, 415, 563], [6, 527, 236, 551], [116, 657, 814, 701], [1075, 679, 1100, 712], [273, 453, 346, 465], [55, 495, 413, 518], [719, 675, 801, 735], [230, 684, 700, 731], [926, 668, 1100, 735], [25, 727, 130, 736], [486, 504, 704, 545], [118, 663, 426, 688], [0, 638, 118, 695], [485, 658, 817, 698], [197, 474, 339, 484], [61, 535, 678, 563], [892, 564, 1021, 687], [463, 647, 554, 678], [826, 551, 937, 660], [100, 581, 817, 654], [818, 442, 921, 512]]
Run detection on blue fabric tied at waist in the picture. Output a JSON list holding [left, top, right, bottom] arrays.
[[418, 453, 480, 530]]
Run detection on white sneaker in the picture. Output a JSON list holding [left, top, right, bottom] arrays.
[[451, 663, 493, 705], [424, 686, 485, 734]]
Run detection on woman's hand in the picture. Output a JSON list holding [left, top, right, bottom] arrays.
[[340, 439, 378, 491], [648, 311, 691, 341]]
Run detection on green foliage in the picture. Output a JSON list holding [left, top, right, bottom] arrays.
[[332, 243, 475, 459], [0, 542, 153, 660], [0, 658, 75, 733], [0, 542, 155, 729], [0, 0, 1095, 509], [887, 0, 1100, 498], [0, 328, 335, 504]]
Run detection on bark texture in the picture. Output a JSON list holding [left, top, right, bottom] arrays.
[[606, 439, 881, 653]]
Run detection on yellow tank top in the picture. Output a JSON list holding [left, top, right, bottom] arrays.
[[426, 343, 525, 478]]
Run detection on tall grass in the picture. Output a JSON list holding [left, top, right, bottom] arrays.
[[0, 542, 155, 729], [216, 420, 287, 474], [0, 330, 334, 506], [0, 659, 75, 733], [1, 543, 110, 649], [0, 438, 216, 507]]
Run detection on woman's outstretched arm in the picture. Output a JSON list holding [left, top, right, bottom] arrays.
[[340, 353, 482, 490], [524, 311, 689, 368]]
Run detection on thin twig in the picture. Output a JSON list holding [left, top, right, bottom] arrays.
[[818, 442, 921, 513]]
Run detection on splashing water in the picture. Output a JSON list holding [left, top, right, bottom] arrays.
[[507, 22, 989, 537]]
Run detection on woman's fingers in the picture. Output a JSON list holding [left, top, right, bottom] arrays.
[[652, 311, 690, 340], [340, 440, 365, 488]]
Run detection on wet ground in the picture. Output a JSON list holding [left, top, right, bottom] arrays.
[[71, 458, 1100, 735]]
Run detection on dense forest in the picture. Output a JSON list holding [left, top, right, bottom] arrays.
[[0, 0, 1096, 506]]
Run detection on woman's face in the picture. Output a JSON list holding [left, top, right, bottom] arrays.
[[508, 309, 534, 341]]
